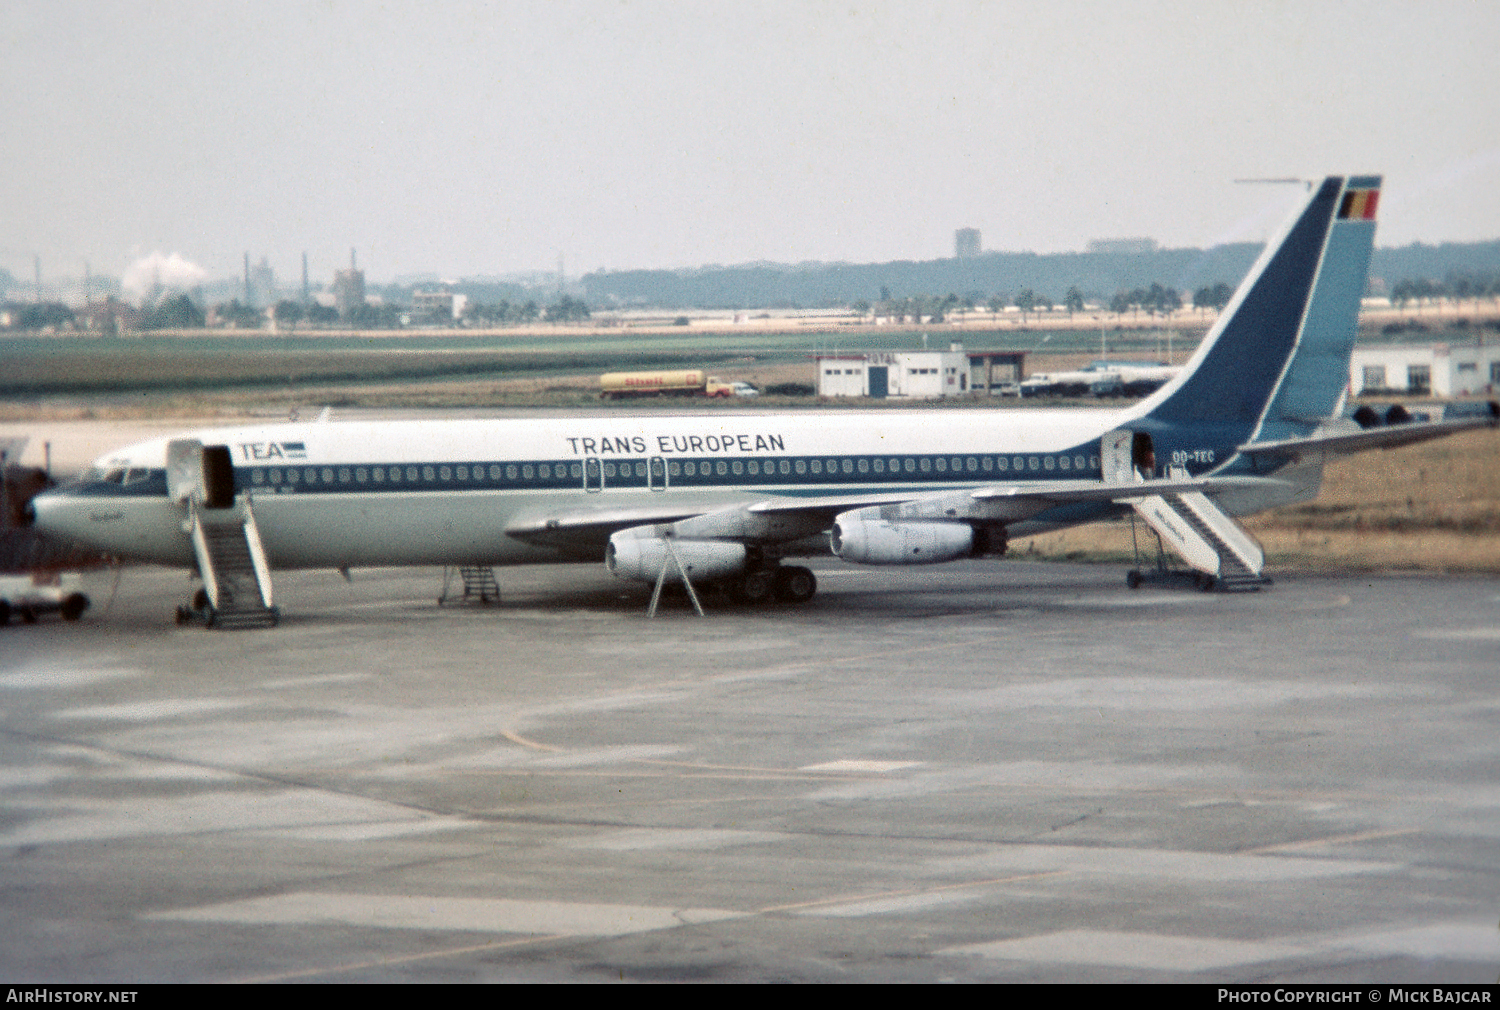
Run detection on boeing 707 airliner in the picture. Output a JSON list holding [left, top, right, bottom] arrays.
[[27, 176, 1498, 625]]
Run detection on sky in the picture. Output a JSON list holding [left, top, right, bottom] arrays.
[[3, 0, 1498, 290]]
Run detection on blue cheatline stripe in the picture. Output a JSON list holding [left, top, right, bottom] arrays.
[[66, 446, 1123, 498]]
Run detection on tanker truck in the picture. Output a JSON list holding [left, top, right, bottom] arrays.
[[600, 370, 757, 400]]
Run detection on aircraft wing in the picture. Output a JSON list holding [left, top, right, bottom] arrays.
[[504, 501, 713, 555], [507, 474, 1295, 558]]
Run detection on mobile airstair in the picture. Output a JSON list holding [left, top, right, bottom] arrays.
[[169, 441, 279, 628], [1127, 491, 1272, 592]]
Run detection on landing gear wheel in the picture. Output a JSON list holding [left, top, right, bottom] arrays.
[[773, 565, 817, 604], [192, 587, 210, 611], [60, 594, 89, 621], [730, 568, 776, 605], [1126, 570, 1142, 589], [1198, 574, 1216, 592], [175, 605, 192, 626], [0, 600, 9, 626]]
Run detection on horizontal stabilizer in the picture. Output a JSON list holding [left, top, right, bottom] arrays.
[[1240, 403, 1498, 459]]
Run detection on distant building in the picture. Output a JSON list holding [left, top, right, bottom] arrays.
[[1087, 237, 1159, 255], [1351, 342, 1500, 396], [954, 228, 981, 259], [248, 257, 275, 307], [815, 344, 1026, 398], [333, 249, 366, 319], [413, 289, 467, 322]]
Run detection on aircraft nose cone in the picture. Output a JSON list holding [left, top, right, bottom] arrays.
[[25, 489, 68, 537]]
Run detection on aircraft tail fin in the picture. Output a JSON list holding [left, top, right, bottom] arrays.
[[1136, 176, 1380, 442]]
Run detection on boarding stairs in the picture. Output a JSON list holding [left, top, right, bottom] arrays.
[[1128, 490, 1271, 592], [439, 565, 501, 605], [184, 494, 279, 628]]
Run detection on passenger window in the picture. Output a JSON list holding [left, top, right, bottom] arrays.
[[732, 460, 744, 475], [779, 460, 789, 475], [669, 461, 681, 476], [423, 466, 435, 481], [339, 468, 351, 483], [251, 470, 265, 484], [441, 466, 452, 480], [795, 459, 806, 474], [716, 461, 727, 476], [407, 467, 419, 482], [355, 468, 367, 483], [841, 459, 853, 474]]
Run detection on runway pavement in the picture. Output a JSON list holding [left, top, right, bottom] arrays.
[[1, 558, 1497, 982]]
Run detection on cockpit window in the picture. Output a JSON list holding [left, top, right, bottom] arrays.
[[101, 468, 125, 484], [123, 468, 149, 484]]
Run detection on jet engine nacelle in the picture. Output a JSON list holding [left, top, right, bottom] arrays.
[[830, 509, 974, 565], [606, 528, 747, 584]]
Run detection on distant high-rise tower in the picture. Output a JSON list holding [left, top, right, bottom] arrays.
[[333, 247, 366, 319], [955, 228, 981, 259], [248, 257, 275, 307], [301, 252, 310, 304]]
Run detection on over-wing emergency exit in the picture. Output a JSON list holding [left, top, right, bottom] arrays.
[[26, 176, 1498, 625]]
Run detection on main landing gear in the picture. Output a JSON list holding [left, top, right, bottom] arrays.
[[649, 560, 818, 618], [725, 564, 817, 606]]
